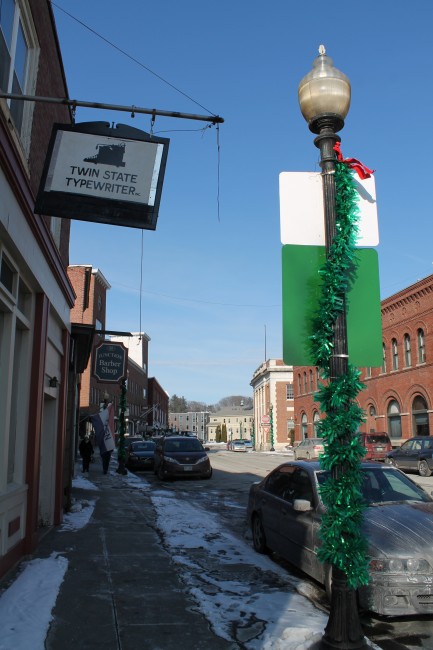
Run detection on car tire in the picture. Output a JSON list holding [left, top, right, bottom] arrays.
[[252, 514, 268, 554], [418, 460, 432, 477]]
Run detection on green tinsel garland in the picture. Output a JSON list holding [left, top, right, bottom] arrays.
[[312, 161, 370, 589]]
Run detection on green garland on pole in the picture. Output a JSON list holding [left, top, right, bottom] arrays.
[[312, 161, 369, 589]]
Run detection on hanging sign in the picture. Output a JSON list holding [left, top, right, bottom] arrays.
[[35, 122, 169, 230], [93, 341, 128, 383]]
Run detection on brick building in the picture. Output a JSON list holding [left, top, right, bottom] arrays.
[[0, 0, 76, 578], [293, 274, 433, 445], [250, 360, 294, 450], [148, 378, 169, 432], [68, 267, 153, 435]]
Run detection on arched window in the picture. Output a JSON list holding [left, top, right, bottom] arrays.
[[303, 372, 307, 393], [392, 338, 399, 370], [412, 395, 429, 436], [381, 343, 387, 373], [301, 413, 308, 439], [309, 369, 314, 392], [298, 374, 302, 393], [418, 328, 426, 363], [387, 400, 402, 439], [404, 334, 411, 367], [313, 411, 320, 436]]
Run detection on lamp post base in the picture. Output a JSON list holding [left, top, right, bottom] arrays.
[[320, 568, 367, 649]]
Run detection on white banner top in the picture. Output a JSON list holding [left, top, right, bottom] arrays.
[[279, 171, 379, 246]]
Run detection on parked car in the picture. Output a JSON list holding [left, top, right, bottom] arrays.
[[228, 439, 248, 452], [247, 460, 433, 616], [244, 439, 253, 450], [360, 432, 392, 461], [293, 437, 324, 459], [385, 436, 433, 476], [154, 435, 212, 480], [123, 435, 144, 445], [125, 440, 156, 471]]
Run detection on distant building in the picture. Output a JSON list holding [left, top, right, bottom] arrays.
[[169, 412, 210, 440], [206, 407, 254, 442], [250, 360, 294, 450], [148, 378, 169, 432], [293, 274, 433, 445]]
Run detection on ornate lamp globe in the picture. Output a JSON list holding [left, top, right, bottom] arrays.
[[298, 45, 351, 134]]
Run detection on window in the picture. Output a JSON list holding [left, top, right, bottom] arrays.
[[297, 374, 301, 393], [303, 372, 307, 393], [387, 400, 402, 439], [301, 413, 308, 439], [0, 249, 33, 485], [309, 369, 313, 392], [404, 334, 411, 367], [381, 343, 386, 373], [313, 411, 320, 435], [1, 254, 15, 293], [366, 366, 372, 378], [412, 395, 429, 436], [0, 0, 38, 145], [286, 382, 294, 400], [418, 328, 426, 364], [391, 338, 399, 370]]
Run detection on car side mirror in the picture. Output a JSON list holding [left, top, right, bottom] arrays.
[[293, 499, 312, 512]]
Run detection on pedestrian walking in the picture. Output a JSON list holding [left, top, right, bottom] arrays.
[[79, 435, 93, 473], [90, 401, 116, 475]]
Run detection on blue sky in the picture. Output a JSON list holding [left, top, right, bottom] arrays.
[[52, 0, 433, 405]]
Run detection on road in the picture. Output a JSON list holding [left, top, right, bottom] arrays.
[[141, 447, 433, 649]]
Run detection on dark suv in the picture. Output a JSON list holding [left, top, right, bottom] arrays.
[[385, 436, 433, 476], [154, 436, 212, 480]]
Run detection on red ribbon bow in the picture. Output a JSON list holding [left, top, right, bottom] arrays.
[[333, 142, 375, 180]]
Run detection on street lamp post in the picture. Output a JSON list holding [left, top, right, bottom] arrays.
[[298, 46, 367, 649], [269, 404, 275, 451]]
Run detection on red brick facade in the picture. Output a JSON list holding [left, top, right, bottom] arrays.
[[293, 275, 433, 445]]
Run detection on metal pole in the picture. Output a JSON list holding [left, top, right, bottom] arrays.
[[116, 378, 128, 475], [0, 92, 224, 124], [314, 117, 366, 650]]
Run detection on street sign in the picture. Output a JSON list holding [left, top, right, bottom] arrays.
[[279, 171, 379, 246], [282, 245, 382, 366], [261, 415, 270, 425], [93, 341, 128, 383]]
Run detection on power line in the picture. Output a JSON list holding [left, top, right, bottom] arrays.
[[50, 1, 219, 118]]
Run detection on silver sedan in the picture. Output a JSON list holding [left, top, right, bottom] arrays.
[[247, 460, 433, 616]]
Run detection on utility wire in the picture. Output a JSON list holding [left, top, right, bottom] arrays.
[[50, 1, 218, 118]]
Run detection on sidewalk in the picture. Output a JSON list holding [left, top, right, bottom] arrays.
[[1, 459, 237, 650]]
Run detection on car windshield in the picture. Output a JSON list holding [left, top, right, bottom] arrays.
[[366, 434, 389, 444], [316, 467, 431, 505], [164, 439, 204, 452], [132, 442, 155, 451]]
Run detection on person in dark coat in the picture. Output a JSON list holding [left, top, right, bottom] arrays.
[[79, 435, 94, 473]]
